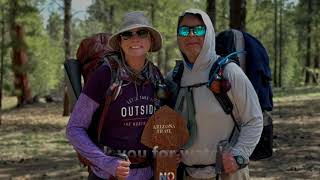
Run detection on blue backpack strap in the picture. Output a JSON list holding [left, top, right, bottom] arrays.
[[147, 62, 168, 107], [172, 60, 184, 85], [208, 56, 241, 132], [163, 60, 184, 108]]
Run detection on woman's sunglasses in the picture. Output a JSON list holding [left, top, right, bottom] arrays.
[[120, 29, 149, 40], [177, 25, 206, 37]]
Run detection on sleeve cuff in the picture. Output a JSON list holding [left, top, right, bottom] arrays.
[[90, 157, 120, 178], [231, 148, 249, 161]]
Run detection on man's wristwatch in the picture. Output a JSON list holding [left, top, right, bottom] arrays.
[[233, 155, 248, 169]]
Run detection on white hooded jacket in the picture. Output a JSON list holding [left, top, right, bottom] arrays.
[[167, 9, 263, 178]]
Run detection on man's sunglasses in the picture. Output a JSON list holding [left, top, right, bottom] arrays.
[[120, 29, 149, 40], [177, 25, 206, 37]]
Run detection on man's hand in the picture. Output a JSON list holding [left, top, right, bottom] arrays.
[[115, 160, 131, 180], [222, 152, 239, 174]]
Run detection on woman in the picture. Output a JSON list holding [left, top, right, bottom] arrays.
[[167, 9, 262, 180], [66, 11, 164, 180]]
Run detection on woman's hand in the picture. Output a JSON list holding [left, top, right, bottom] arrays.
[[115, 160, 131, 180]]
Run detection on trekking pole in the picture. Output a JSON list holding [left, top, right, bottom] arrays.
[[216, 140, 231, 180], [215, 143, 223, 180]]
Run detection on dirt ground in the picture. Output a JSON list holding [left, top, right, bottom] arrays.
[[0, 94, 319, 180], [249, 96, 320, 180]]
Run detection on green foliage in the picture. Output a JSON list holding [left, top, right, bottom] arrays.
[[1, 0, 64, 96], [215, 0, 230, 32], [294, 0, 320, 84], [2, 58, 14, 95], [245, 0, 306, 87], [25, 10, 64, 96], [1, 0, 318, 98], [27, 35, 64, 96], [46, 12, 63, 41], [0, 0, 10, 93]]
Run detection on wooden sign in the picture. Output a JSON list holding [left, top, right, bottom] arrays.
[[141, 105, 189, 180]]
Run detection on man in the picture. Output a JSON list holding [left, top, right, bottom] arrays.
[[166, 9, 263, 180]]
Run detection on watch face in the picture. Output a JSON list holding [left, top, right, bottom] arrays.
[[234, 156, 248, 169], [236, 156, 244, 164]]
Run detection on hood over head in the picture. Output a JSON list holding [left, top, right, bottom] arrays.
[[177, 8, 217, 73]]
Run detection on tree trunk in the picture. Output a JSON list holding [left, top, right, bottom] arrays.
[[206, 0, 216, 29], [9, 0, 32, 107], [63, 0, 72, 116], [64, 0, 72, 63], [109, 5, 114, 32], [150, 1, 161, 69], [0, 6, 4, 125], [229, 0, 246, 31], [273, 0, 278, 87], [12, 25, 33, 107], [305, 0, 312, 84], [279, 0, 283, 87], [314, 42, 320, 84], [151, 1, 155, 25], [313, 1, 319, 84]]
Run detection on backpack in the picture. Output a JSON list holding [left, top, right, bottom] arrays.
[[168, 29, 273, 160], [65, 33, 118, 110], [216, 29, 273, 160], [64, 33, 120, 167]]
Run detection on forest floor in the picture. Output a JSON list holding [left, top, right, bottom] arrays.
[[0, 87, 319, 180]]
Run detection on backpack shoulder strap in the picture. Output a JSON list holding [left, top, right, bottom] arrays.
[[97, 83, 120, 143], [163, 60, 184, 108], [103, 53, 120, 82], [208, 57, 240, 132], [172, 60, 184, 85], [96, 54, 121, 143], [148, 61, 164, 85]]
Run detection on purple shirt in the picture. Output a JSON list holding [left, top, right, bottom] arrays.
[[66, 64, 156, 179]]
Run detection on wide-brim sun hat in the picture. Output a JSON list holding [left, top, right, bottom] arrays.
[[108, 11, 162, 52]]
